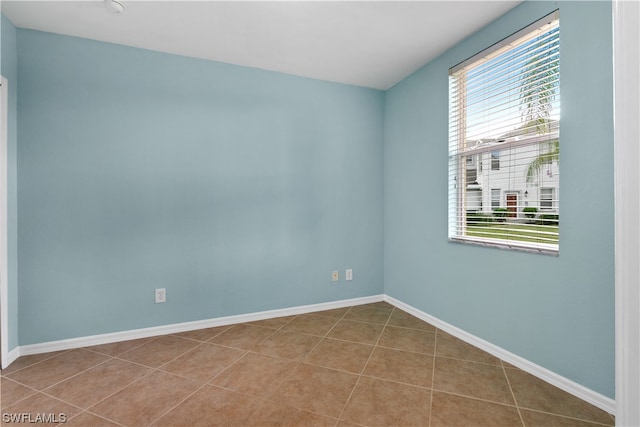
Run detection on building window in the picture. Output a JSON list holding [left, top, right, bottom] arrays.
[[448, 11, 560, 254], [540, 187, 554, 209], [491, 189, 501, 208], [491, 151, 500, 170]]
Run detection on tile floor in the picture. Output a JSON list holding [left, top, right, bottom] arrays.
[[1, 302, 615, 426]]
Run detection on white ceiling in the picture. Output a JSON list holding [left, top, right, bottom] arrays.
[[1, 1, 521, 90]]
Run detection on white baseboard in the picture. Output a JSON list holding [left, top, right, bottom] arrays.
[[2, 346, 20, 369], [17, 294, 385, 357], [10, 292, 615, 416], [384, 295, 616, 416]]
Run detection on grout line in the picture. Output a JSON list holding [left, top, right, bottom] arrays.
[[375, 342, 436, 356], [517, 407, 616, 427], [151, 340, 207, 372], [169, 325, 233, 343], [76, 410, 128, 427], [335, 305, 394, 423], [82, 335, 156, 357], [208, 381, 341, 426], [23, 351, 115, 396], [149, 380, 215, 425], [428, 328, 438, 427], [502, 359, 526, 426], [432, 353, 506, 367], [252, 317, 354, 427], [430, 388, 522, 409], [300, 306, 351, 359], [0, 376, 41, 408], [77, 338, 213, 425], [358, 372, 431, 391], [2, 349, 73, 377]]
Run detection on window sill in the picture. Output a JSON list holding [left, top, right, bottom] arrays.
[[449, 236, 559, 256]]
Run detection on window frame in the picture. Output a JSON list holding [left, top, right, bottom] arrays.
[[540, 187, 555, 210], [447, 11, 560, 256]]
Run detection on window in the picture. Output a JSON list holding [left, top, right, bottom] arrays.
[[491, 189, 501, 208], [448, 11, 560, 254], [540, 187, 554, 209], [491, 151, 500, 170]]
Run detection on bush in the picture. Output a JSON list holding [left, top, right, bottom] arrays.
[[538, 213, 559, 226], [467, 212, 493, 226], [523, 207, 538, 219], [492, 208, 508, 222]]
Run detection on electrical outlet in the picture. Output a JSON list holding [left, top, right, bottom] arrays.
[[155, 288, 166, 304], [331, 271, 339, 282], [346, 269, 353, 281]]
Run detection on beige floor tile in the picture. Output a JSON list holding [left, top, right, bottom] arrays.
[[44, 358, 151, 408], [251, 399, 337, 427], [430, 391, 523, 426], [63, 411, 122, 426], [152, 384, 258, 427], [246, 315, 295, 329], [160, 343, 246, 382], [503, 360, 520, 369], [84, 338, 153, 357], [272, 363, 358, 418], [210, 352, 297, 398], [387, 309, 436, 331], [304, 338, 373, 374], [1, 377, 37, 408], [117, 335, 199, 368], [281, 314, 339, 336], [378, 325, 436, 354], [520, 408, 614, 426], [327, 319, 384, 345], [89, 370, 199, 426], [336, 421, 365, 427], [340, 376, 431, 426], [1, 351, 69, 376], [363, 346, 434, 387], [7, 350, 109, 390], [343, 304, 392, 325], [506, 369, 614, 425], [312, 307, 351, 319], [1, 392, 81, 424], [436, 331, 501, 365], [365, 301, 395, 310], [209, 324, 275, 350], [433, 357, 515, 404], [255, 330, 322, 361], [170, 325, 231, 342]]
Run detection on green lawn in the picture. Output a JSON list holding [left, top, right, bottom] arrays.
[[467, 222, 559, 245]]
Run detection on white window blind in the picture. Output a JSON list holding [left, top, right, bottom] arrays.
[[448, 11, 560, 255]]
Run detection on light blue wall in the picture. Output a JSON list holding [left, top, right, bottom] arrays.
[[16, 30, 384, 345], [384, 1, 614, 398], [1, 14, 19, 353]]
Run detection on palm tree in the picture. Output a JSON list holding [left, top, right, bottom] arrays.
[[525, 138, 559, 183], [519, 26, 560, 183]]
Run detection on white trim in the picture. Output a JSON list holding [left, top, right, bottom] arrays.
[[17, 295, 384, 356], [384, 295, 616, 416], [451, 10, 560, 74], [5, 346, 19, 367], [0, 76, 9, 369], [10, 292, 614, 416], [613, 0, 640, 425]]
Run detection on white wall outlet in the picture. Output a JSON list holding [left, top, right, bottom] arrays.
[[331, 271, 339, 282], [155, 288, 166, 304], [346, 269, 353, 281]]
